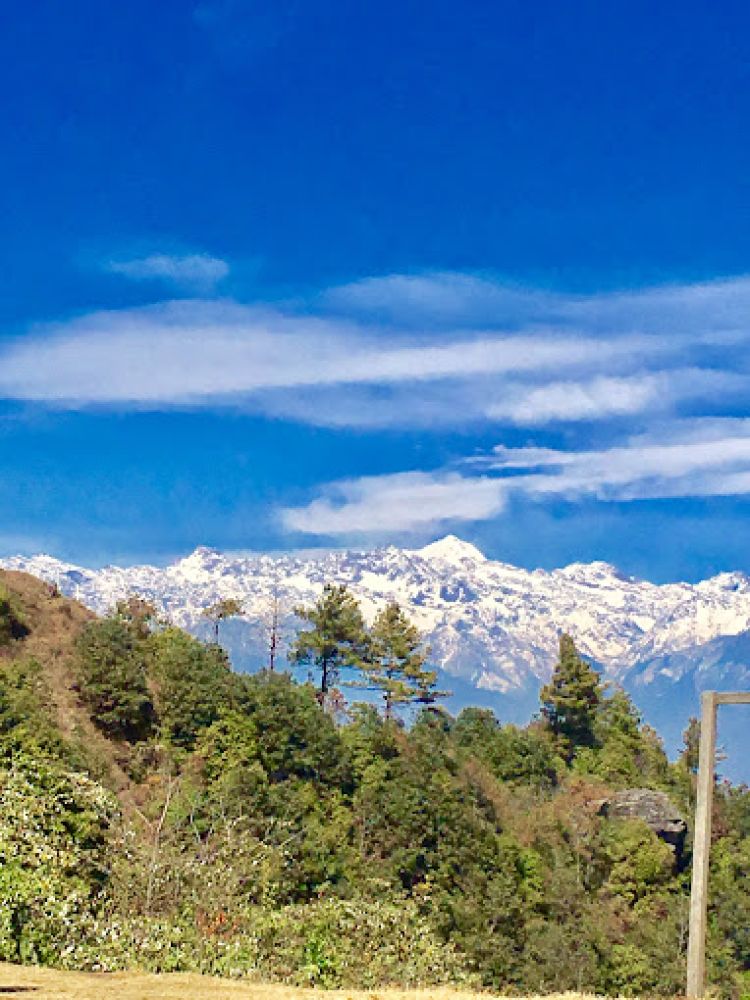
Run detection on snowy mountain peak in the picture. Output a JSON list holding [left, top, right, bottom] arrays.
[[557, 560, 634, 584], [2, 538, 750, 727], [171, 546, 228, 582], [418, 535, 487, 565], [700, 571, 750, 594]]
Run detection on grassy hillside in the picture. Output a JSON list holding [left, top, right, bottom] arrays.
[[1, 570, 749, 997], [0, 571, 138, 799]]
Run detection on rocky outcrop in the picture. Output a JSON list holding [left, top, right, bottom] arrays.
[[599, 788, 688, 866]]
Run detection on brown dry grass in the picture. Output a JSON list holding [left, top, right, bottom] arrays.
[[0, 570, 138, 803], [0, 964, 605, 1000], [0, 569, 96, 742]]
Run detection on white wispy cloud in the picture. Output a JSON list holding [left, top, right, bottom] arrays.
[[326, 270, 750, 336], [281, 471, 507, 536], [484, 369, 746, 425], [0, 271, 748, 434], [488, 419, 750, 501], [6, 268, 750, 540], [107, 253, 229, 292], [0, 300, 687, 406], [281, 419, 750, 537]]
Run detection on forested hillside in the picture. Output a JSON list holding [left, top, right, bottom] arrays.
[[1, 569, 749, 997]]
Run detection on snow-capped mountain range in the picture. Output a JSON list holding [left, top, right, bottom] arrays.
[[3, 536, 750, 767]]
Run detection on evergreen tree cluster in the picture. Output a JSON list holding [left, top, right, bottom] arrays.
[[74, 600, 233, 748], [290, 584, 446, 714]]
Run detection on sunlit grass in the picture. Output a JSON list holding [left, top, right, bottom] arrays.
[[0, 964, 609, 1000]]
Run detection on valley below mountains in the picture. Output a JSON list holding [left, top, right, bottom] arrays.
[[4, 535, 750, 777]]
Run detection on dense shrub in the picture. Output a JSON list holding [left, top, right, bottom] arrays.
[[57, 898, 473, 986], [150, 628, 232, 747], [0, 746, 115, 963], [0, 585, 28, 646], [74, 618, 154, 741]]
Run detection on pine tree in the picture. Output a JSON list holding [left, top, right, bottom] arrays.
[[202, 597, 243, 646], [591, 686, 646, 785], [259, 573, 286, 671], [290, 584, 369, 701], [540, 633, 601, 757], [681, 716, 701, 775], [366, 602, 445, 718]]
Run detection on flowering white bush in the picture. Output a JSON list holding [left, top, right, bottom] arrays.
[[0, 747, 115, 963]]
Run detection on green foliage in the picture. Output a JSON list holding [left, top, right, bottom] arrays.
[[710, 833, 750, 973], [365, 602, 445, 716], [0, 745, 114, 963], [680, 716, 701, 783], [453, 707, 559, 789], [602, 894, 689, 998], [540, 632, 602, 758], [74, 617, 154, 741], [3, 580, 750, 997], [1, 658, 53, 740], [573, 687, 672, 789], [0, 658, 83, 772], [54, 899, 472, 986], [600, 818, 675, 904], [290, 584, 369, 698], [0, 584, 28, 646], [201, 598, 244, 645], [150, 628, 233, 747], [232, 671, 346, 785]]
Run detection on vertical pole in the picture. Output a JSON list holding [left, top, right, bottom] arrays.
[[686, 691, 718, 999]]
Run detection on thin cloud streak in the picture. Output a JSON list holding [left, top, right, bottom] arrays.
[[327, 270, 750, 336], [249, 368, 746, 430], [485, 369, 746, 425], [108, 253, 229, 292], [281, 471, 507, 535], [0, 301, 690, 405], [491, 421, 750, 500], [0, 272, 748, 437], [281, 420, 750, 537]]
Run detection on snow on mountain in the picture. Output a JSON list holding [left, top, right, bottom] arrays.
[[4, 537, 750, 708]]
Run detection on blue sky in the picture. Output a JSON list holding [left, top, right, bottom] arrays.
[[2, 0, 750, 580]]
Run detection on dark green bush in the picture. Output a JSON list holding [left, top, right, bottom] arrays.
[[0, 585, 29, 646], [150, 628, 232, 747], [74, 617, 154, 741]]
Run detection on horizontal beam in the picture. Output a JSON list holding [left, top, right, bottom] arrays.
[[714, 692, 750, 705]]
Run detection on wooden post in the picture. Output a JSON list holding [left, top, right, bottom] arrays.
[[686, 691, 717, 1000], [686, 691, 750, 999]]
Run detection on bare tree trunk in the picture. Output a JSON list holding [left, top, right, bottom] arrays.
[[269, 593, 279, 671], [145, 777, 177, 916]]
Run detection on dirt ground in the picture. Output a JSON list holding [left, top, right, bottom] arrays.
[[0, 965, 599, 1000]]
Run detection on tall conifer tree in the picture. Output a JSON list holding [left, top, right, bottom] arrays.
[[366, 602, 444, 718], [540, 632, 601, 757], [290, 584, 369, 700]]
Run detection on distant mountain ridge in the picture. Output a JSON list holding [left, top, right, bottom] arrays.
[[4, 536, 750, 771]]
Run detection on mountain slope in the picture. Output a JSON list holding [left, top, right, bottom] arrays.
[[0, 569, 138, 799]]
